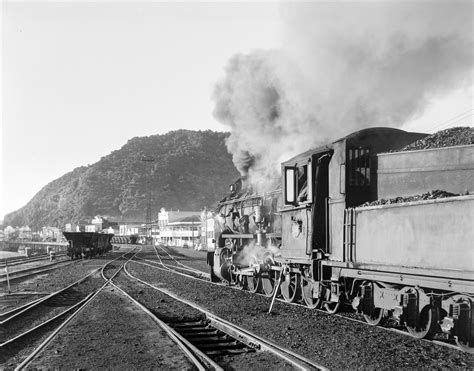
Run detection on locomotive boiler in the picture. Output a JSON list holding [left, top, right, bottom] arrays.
[[209, 126, 474, 352], [211, 176, 283, 296]]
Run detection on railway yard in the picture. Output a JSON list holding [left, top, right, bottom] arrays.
[[1, 245, 473, 370]]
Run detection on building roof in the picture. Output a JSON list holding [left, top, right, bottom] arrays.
[[167, 215, 201, 225]]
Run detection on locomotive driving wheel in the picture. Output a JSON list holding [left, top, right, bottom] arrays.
[[242, 274, 260, 293], [280, 271, 301, 303], [406, 305, 437, 339], [324, 301, 341, 314], [242, 256, 261, 293], [301, 274, 321, 309], [261, 253, 279, 297]]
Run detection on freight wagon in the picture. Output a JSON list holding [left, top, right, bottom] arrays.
[[63, 232, 113, 259]]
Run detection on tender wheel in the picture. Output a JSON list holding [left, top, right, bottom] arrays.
[[406, 305, 437, 339], [363, 307, 386, 326], [455, 338, 474, 354], [301, 275, 321, 309], [280, 272, 301, 303]]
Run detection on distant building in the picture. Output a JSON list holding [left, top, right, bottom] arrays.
[[158, 208, 201, 247], [64, 223, 79, 232], [41, 227, 61, 242], [19, 226, 33, 241], [86, 216, 119, 233], [119, 221, 142, 236], [200, 209, 215, 251]]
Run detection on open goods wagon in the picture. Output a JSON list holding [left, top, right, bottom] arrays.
[[63, 232, 114, 259]]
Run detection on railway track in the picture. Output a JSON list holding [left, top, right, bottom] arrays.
[[116, 259, 327, 370], [0, 260, 76, 285], [0, 252, 67, 269], [145, 245, 466, 353], [0, 247, 140, 369]]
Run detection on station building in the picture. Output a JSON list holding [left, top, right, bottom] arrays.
[[158, 208, 201, 247]]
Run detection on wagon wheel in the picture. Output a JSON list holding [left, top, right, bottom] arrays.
[[280, 272, 301, 303], [261, 254, 279, 297], [301, 274, 321, 309], [363, 307, 386, 326], [406, 305, 437, 339]]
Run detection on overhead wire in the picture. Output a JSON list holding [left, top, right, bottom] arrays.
[[425, 108, 473, 133]]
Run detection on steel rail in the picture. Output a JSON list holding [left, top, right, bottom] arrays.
[[153, 245, 209, 277], [155, 245, 189, 268], [123, 262, 327, 371], [109, 281, 223, 371], [100, 246, 142, 281], [135, 255, 210, 280], [0, 292, 95, 348], [0, 252, 67, 268], [0, 261, 75, 283], [0, 268, 100, 324]]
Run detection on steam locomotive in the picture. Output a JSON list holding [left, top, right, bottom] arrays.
[[209, 127, 474, 352]]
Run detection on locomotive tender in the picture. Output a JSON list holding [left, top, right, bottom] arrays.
[[210, 127, 474, 352]]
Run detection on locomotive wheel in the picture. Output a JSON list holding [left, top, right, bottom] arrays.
[[261, 255, 279, 297], [243, 256, 261, 293], [406, 305, 437, 339], [301, 275, 321, 309], [363, 307, 386, 326], [280, 273, 301, 303], [261, 271, 280, 297], [243, 274, 261, 293], [324, 301, 341, 314]]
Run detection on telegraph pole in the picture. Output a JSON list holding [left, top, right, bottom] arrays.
[[141, 156, 154, 244], [203, 207, 207, 249]]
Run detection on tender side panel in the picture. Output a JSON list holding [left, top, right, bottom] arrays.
[[353, 195, 474, 272], [377, 145, 474, 199]]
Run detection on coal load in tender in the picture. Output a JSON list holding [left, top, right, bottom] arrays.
[[396, 126, 473, 152], [361, 190, 460, 207]]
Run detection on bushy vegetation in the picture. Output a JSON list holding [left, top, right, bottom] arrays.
[[3, 130, 239, 229]]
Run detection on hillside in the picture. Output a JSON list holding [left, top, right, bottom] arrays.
[[3, 130, 239, 230]]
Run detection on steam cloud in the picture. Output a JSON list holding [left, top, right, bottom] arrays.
[[212, 1, 473, 188]]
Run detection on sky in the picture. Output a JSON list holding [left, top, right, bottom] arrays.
[[1, 1, 473, 221]]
